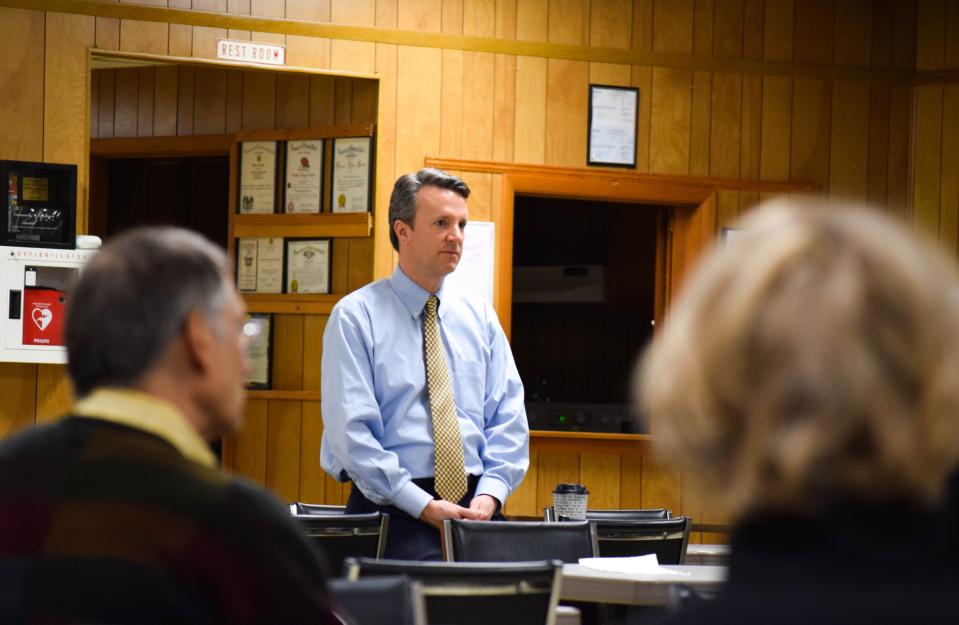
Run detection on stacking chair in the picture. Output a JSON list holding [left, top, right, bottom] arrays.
[[443, 519, 597, 563], [293, 511, 388, 574], [590, 516, 692, 564], [328, 575, 427, 625], [290, 502, 347, 515], [345, 557, 563, 625], [543, 507, 671, 522]]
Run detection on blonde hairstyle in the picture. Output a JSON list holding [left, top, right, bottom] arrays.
[[637, 198, 959, 519]]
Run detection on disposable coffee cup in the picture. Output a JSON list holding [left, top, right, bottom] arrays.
[[552, 483, 589, 520]]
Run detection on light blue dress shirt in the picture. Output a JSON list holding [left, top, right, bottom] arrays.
[[320, 266, 529, 519]]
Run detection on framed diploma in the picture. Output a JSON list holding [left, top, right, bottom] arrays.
[[331, 137, 372, 213], [284, 238, 331, 294], [238, 140, 277, 214], [244, 313, 272, 389], [237, 237, 284, 293], [284, 139, 323, 213], [587, 84, 639, 168]]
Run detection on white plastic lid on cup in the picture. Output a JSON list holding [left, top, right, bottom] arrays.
[[552, 483, 589, 520]]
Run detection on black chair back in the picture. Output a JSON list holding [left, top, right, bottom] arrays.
[[592, 516, 692, 563], [294, 512, 388, 574], [544, 507, 671, 522], [291, 502, 347, 515], [329, 575, 426, 625], [345, 557, 562, 625], [443, 519, 597, 563]]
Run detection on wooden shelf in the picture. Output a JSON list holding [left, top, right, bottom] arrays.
[[529, 430, 654, 454], [242, 293, 342, 314], [246, 390, 321, 401], [233, 212, 372, 238]]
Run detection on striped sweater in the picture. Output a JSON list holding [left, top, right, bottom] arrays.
[[0, 414, 336, 625]]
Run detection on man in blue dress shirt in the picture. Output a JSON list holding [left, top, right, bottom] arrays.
[[320, 168, 530, 561]]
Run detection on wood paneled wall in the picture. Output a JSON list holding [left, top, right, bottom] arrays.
[[1, 0, 956, 530]]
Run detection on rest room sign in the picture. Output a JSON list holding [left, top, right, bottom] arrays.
[[22, 287, 65, 347]]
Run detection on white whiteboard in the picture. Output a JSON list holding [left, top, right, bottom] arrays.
[[446, 221, 495, 306]]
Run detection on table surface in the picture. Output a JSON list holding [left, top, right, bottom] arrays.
[[684, 544, 730, 566], [560, 563, 727, 606]]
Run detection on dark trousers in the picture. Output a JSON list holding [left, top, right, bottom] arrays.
[[346, 475, 503, 561]]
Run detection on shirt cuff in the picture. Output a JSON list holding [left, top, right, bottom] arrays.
[[476, 475, 510, 508], [393, 480, 435, 519]]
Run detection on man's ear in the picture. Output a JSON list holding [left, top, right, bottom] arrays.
[[394, 219, 410, 248], [181, 309, 215, 374]]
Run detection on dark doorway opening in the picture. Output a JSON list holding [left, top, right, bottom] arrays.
[[510, 195, 665, 433], [89, 155, 229, 249]]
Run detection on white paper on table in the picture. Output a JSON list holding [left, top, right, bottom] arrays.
[[577, 555, 690, 575]]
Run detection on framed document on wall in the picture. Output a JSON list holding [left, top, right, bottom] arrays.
[[236, 237, 284, 294], [284, 238, 331, 294], [238, 140, 277, 214], [284, 139, 323, 213], [587, 84, 638, 168], [331, 137, 372, 213], [244, 313, 272, 389]]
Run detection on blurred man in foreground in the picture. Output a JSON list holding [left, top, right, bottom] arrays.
[[0, 227, 337, 625]]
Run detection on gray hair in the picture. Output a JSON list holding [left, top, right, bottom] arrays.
[[65, 227, 231, 398], [388, 168, 470, 251]]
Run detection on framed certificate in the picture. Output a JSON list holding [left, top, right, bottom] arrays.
[[244, 313, 272, 389], [284, 139, 323, 213], [236, 237, 284, 293], [587, 84, 639, 168], [285, 238, 331, 294], [331, 137, 372, 213], [238, 140, 277, 214]]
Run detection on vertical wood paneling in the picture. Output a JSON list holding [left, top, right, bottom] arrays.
[[154, 65, 178, 136], [633, 65, 653, 172], [168, 24, 193, 57], [98, 70, 116, 140], [867, 84, 891, 208], [236, 399, 269, 486], [137, 67, 155, 136], [891, 1, 918, 71], [871, 0, 893, 68], [119, 19, 168, 54], [790, 78, 830, 189], [241, 71, 276, 130], [763, 0, 794, 61], [580, 453, 620, 509], [544, 60, 588, 166], [176, 66, 195, 136], [793, 0, 834, 65], [275, 74, 310, 128], [759, 76, 792, 182], [713, 0, 744, 58], [514, 57, 547, 163], [225, 70, 243, 133], [193, 67, 227, 135], [689, 71, 712, 176], [0, 363, 37, 438], [913, 86, 943, 235], [440, 50, 464, 157], [940, 84, 959, 252], [916, 0, 947, 70], [693, 0, 714, 56], [395, 46, 442, 174], [652, 0, 694, 53], [640, 456, 682, 514], [374, 42, 399, 279], [192, 26, 228, 60], [36, 365, 72, 423], [619, 452, 643, 508], [829, 80, 870, 199], [309, 75, 336, 128], [886, 85, 912, 215], [504, 450, 537, 516], [548, 0, 589, 45], [536, 451, 579, 512], [710, 72, 742, 179], [91, 71, 100, 140], [492, 54, 516, 162], [742, 0, 763, 59], [96, 17, 120, 50], [266, 400, 302, 502], [299, 402, 325, 502], [590, 0, 631, 48], [516, 0, 548, 41], [0, 9, 45, 161], [649, 68, 692, 174], [833, 0, 872, 67], [45, 12, 95, 232], [114, 69, 139, 138]]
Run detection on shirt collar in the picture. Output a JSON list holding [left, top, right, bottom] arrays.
[[73, 388, 217, 468], [389, 265, 454, 320]]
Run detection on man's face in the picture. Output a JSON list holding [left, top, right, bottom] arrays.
[[398, 185, 468, 286], [201, 286, 251, 438]]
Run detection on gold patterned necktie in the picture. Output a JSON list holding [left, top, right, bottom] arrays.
[[422, 295, 468, 503]]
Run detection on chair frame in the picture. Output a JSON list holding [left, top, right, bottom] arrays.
[[328, 575, 428, 625], [593, 517, 692, 564], [290, 502, 348, 515], [441, 519, 599, 564], [294, 511, 389, 560], [345, 558, 563, 625], [543, 507, 671, 522]]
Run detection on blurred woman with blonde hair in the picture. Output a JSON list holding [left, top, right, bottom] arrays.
[[638, 198, 959, 625]]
